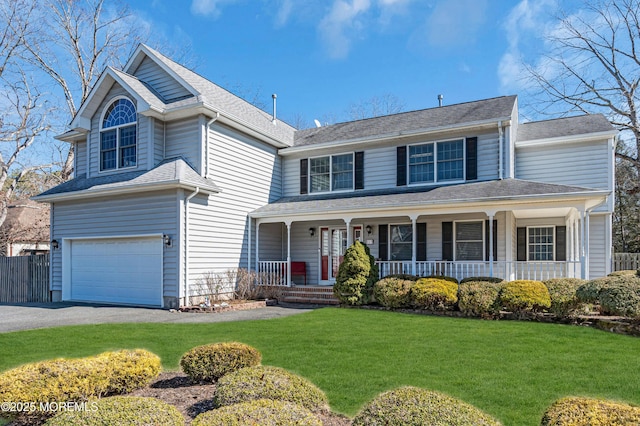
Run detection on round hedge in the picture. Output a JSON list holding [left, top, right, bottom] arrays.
[[576, 275, 627, 304], [45, 396, 184, 426], [458, 281, 503, 318], [543, 278, 586, 316], [373, 277, 414, 308], [352, 386, 502, 425], [541, 396, 640, 425], [608, 269, 640, 277], [214, 366, 328, 412], [180, 342, 262, 383], [192, 398, 322, 426], [460, 276, 504, 284], [0, 349, 160, 421], [410, 278, 458, 310], [499, 280, 551, 313], [424, 275, 459, 284], [598, 277, 640, 317]]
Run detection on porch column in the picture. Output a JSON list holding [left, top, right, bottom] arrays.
[[585, 211, 591, 280], [344, 217, 352, 247], [411, 215, 417, 275], [255, 222, 260, 273], [248, 216, 252, 271], [579, 208, 586, 279], [488, 213, 494, 277], [286, 220, 292, 287]]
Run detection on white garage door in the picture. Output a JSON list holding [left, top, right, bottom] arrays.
[[70, 237, 163, 306]]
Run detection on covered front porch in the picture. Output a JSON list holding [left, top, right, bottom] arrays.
[[248, 180, 610, 287]]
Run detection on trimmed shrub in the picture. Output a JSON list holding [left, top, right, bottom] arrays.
[[0, 349, 160, 421], [192, 398, 322, 426], [180, 342, 262, 383], [460, 276, 504, 284], [425, 275, 459, 284], [333, 241, 377, 305], [410, 278, 458, 310], [608, 269, 639, 277], [458, 281, 503, 318], [214, 366, 329, 413], [576, 276, 625, 304], [385, 273, 420, 281], [373, 277, 413, 308], [541, 396, 640, 425], [499, 280, 551, 313], [598, 276, 640, 317], [543, 278, 586, 316], [352, 386, 502, 426], [45, 396, 184, 425]]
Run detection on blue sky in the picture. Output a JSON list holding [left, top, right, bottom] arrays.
[[126, 0, 582, 127]]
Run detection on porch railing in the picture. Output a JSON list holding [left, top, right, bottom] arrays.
[[257, 261, 288, 286], [376, 260, 582, 282]]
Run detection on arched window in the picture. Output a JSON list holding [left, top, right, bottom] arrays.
[[100, 98, 137, 171]]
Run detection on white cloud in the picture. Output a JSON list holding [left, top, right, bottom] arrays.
[[318, 0, 372, 59], [274, 0, 294, 27], [190, 0, 240, 19]]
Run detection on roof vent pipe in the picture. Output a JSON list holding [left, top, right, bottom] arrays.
[[438, 94, 444, 107], [272, 93, 277, 124]]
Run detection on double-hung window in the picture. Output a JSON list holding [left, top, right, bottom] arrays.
[[528, 227, 554, 261], [455, 221, 484, 261], [100, 98, 137, 171], [309, 153, 353, 193], [390, 224, 413, 260], [409, 139, 464, 184]]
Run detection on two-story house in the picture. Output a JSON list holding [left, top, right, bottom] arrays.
[[34, 44, 616, 308]]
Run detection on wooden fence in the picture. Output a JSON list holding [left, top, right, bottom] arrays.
[[0, 254, 50, 303], [613, 253, 640, 272]]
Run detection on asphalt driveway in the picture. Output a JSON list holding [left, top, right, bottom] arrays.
[[0, 302, 316, 333]]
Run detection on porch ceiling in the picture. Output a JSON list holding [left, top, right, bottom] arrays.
[[251, 178, 609, 222]]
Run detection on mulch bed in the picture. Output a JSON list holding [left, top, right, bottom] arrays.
[[131, 372, 352, 425]]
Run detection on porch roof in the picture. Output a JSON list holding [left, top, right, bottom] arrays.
[[250, 178, 609, 220]]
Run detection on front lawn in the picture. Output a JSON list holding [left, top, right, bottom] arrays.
[[1, 308, 639, 425]]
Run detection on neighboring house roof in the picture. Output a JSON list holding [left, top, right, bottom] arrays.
[[250, 178, 609, 218], [33, 157, 219, 202], [517, 114, 616, 142], [0, 200, 50, 244], [290, 96, 517, 148]]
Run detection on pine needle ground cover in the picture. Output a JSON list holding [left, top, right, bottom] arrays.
[[1, 308, 639, 425]]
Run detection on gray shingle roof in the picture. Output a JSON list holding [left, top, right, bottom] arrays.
[[517, 114, 615, 141], [34, 157, 219, 200], [293, 96, 517, 147], [141, 45, 296, 145], [250, 178, 607, 217]]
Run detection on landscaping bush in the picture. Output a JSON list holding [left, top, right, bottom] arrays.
[[410, 278, 458, 310], [352, 386, 502, 425], [608, 269, 640, 277], [458, 281, 503, 318], [333, 241, 377, 305], [499, 280, 551, 313], [543, 278, 586, 317], [214, 366, 329, 412], [598, 276, 640, 317], [385, 273, 420, 281], [460, 276, 504, 284], [0, 350, 160, 421], [192, 398, 322, 426], [180, 342, 262, 383], [576, 276, 625, 304], [425, 275, 459, 284], [373, 277, 413, 308], [540, 396, 640, 425], [45, 396, 184, 425]]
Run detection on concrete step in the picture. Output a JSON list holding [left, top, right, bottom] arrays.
[[280, 286, 340, 305]]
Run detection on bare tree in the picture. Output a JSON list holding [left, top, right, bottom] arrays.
[[348, 93, 406, 120], [523, 0, 640, 191], [614, 144, 640, 252]]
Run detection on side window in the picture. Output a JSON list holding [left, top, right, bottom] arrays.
[[100, 98, 137, 171]]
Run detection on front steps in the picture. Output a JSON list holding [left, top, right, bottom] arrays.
[[279, 286, 340, 305]]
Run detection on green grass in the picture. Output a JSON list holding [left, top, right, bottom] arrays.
[[1, 308, 640, 425]]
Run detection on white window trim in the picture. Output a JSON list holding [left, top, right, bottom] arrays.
[[453, 219, 485, 262], [308, 152, 355, 194], [407, 138, 466, 186], [99, 96, 138, 173], [526, 225, 555, 262]]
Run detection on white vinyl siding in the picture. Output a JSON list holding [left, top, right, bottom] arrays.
[[187, 123, 281, 287], [281, 131, 500, 196], [165, 117, 201, 171], [50, 191, 179, 299], [132, 55, 193, 102], [588, 214, 608, 279], [75, 141, 87, 176], [153, 117, 165, 165]]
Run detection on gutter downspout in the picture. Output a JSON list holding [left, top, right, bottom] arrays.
[[184, 187, 200, 303], [205, 113, 220, 177], [498, 121, 504, 180]]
